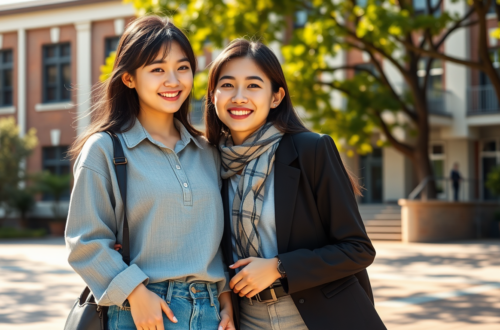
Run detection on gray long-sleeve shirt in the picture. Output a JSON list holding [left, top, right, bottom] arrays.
[[65, 118, 229, 306]]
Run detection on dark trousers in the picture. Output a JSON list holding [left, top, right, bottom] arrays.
[[453, 183, 459, 201]]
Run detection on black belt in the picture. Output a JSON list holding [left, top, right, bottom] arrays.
[[251, 285, 288, 303]]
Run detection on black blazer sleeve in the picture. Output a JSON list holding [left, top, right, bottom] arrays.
[[277, 134, 376, 294]]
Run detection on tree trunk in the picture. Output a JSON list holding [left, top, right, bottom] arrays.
[[414, 149, 437, 200], [477, 5, 500, 101], [407, 73, 438, 200]]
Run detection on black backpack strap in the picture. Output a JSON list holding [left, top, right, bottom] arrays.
[[105, 131, 130, 266]]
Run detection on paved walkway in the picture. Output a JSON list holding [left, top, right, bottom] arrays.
[[0, 238, 499, 329]]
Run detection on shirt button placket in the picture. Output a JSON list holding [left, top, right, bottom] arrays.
[[167, 153, 191, 206]]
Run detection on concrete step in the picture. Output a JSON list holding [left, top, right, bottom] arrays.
[[358, 204, 402, 241], [360, 213, 402, 220], [363, 220, 401, 226], [365, 226, 402, 233], [359, 210, 401, 214], [367, 233, 402, 240]]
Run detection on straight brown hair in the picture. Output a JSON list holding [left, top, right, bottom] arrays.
[[204, 39, 362, 196], [69, 15, 201, 159]]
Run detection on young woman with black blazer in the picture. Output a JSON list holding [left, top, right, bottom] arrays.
[[204, 39, 387, 330]]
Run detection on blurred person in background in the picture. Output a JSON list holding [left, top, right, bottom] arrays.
[[450, 162, 462, 201]]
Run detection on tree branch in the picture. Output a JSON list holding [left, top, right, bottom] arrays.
[[431, 0, 443, 14], [373, 110, 415, 158], [396, 36, 484, 70], [434, 7, 475, 49], [364, 48, 419, 123], [319, 81, 416, 157], [330, 13, 409, 76], [318, 64, 415, 121]]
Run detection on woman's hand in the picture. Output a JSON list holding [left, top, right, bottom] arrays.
[[127, 283, 177, 330], [218, 292, 236, 330], [229, 257, 281, 298]]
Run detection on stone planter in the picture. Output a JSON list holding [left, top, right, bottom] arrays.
[[398, 199, 500, 243], [48, 221, 66, 236]]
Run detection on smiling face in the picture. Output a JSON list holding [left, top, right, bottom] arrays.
[[122, 41, 193, 116], [212, 57, 285, 145]]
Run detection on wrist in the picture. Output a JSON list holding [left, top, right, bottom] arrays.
[[127, 283, 147, 304], [219, 291, 233, 310]]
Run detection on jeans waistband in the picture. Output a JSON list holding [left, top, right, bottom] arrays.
[[146, 281, 218, 305]]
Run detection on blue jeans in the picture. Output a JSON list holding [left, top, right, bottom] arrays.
[[107, 281, 221, 330]]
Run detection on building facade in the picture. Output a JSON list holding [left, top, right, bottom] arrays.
[[340, 1, 500, 204], [0, 0, 499, 222]]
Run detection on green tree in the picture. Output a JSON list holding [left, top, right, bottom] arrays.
[[0, 117, 38, 223], [5, 187, 36, 228], [119, 0, 500, 199], [37, 172, 72, 222], [486, 166, 500, 197]]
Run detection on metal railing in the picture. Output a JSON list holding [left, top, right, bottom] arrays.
[[408, 176, 481, 202], [427, 89, 451, 116], [468, 85, 500, 114]]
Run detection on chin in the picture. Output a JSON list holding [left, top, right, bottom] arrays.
[[160, 105, 183, 114]]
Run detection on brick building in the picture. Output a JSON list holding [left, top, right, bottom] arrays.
[[0, 0, 135, 218], [0, 0, 499, 231]]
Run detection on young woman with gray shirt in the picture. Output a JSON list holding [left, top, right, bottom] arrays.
[[65, 16, 235, 330]]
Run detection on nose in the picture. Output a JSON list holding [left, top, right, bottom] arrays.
[[231, 87, 248, 104], [163, 69, 180, 87]]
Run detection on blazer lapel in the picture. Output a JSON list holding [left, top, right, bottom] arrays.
[[222, 179, 235, 268], [274, 134, 301, 254]]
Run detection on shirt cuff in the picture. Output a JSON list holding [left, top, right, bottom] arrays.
[[102, 264, 150, 306]]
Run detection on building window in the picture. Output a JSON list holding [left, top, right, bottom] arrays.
[[0, 49, 13, 107], [417, 58, 443, 90], [190, 99, 204, 126], [429, 143, 445, 196], [480, 139, 500, 200], [488, 0, 496, 14], [294, 11, 308, 29], [42, 146, 71, 201], [413, 0, 441, 16], [43, 43, 71, 103], [105, 36, 120, 60]]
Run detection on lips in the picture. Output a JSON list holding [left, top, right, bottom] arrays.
[[228, 108, 253, 119], [158, 91, 181, 101]]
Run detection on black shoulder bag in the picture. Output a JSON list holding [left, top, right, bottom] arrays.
[[64, 131, 130, 330]]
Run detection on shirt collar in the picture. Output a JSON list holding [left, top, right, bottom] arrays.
[[121, 118, 203, 150]]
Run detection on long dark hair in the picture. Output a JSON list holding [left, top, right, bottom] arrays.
[[69, 15, 201, 159], [204, 39, 361, 195]]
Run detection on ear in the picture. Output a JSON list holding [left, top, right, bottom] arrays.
[[122, 72, 135, 89], [271, 87, 286, 108]]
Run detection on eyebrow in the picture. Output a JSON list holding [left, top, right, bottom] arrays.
[[219, 75, 264, 82], [148, 57, 190, 65]]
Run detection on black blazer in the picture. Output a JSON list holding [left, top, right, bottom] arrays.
[[221, 132, 386, 330]]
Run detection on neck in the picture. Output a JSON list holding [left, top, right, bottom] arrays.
[[137, 107, 177, 139], [231, 123, 266, 146]]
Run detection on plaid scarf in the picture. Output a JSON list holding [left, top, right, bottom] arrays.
[[219, 123, 284, 259]]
